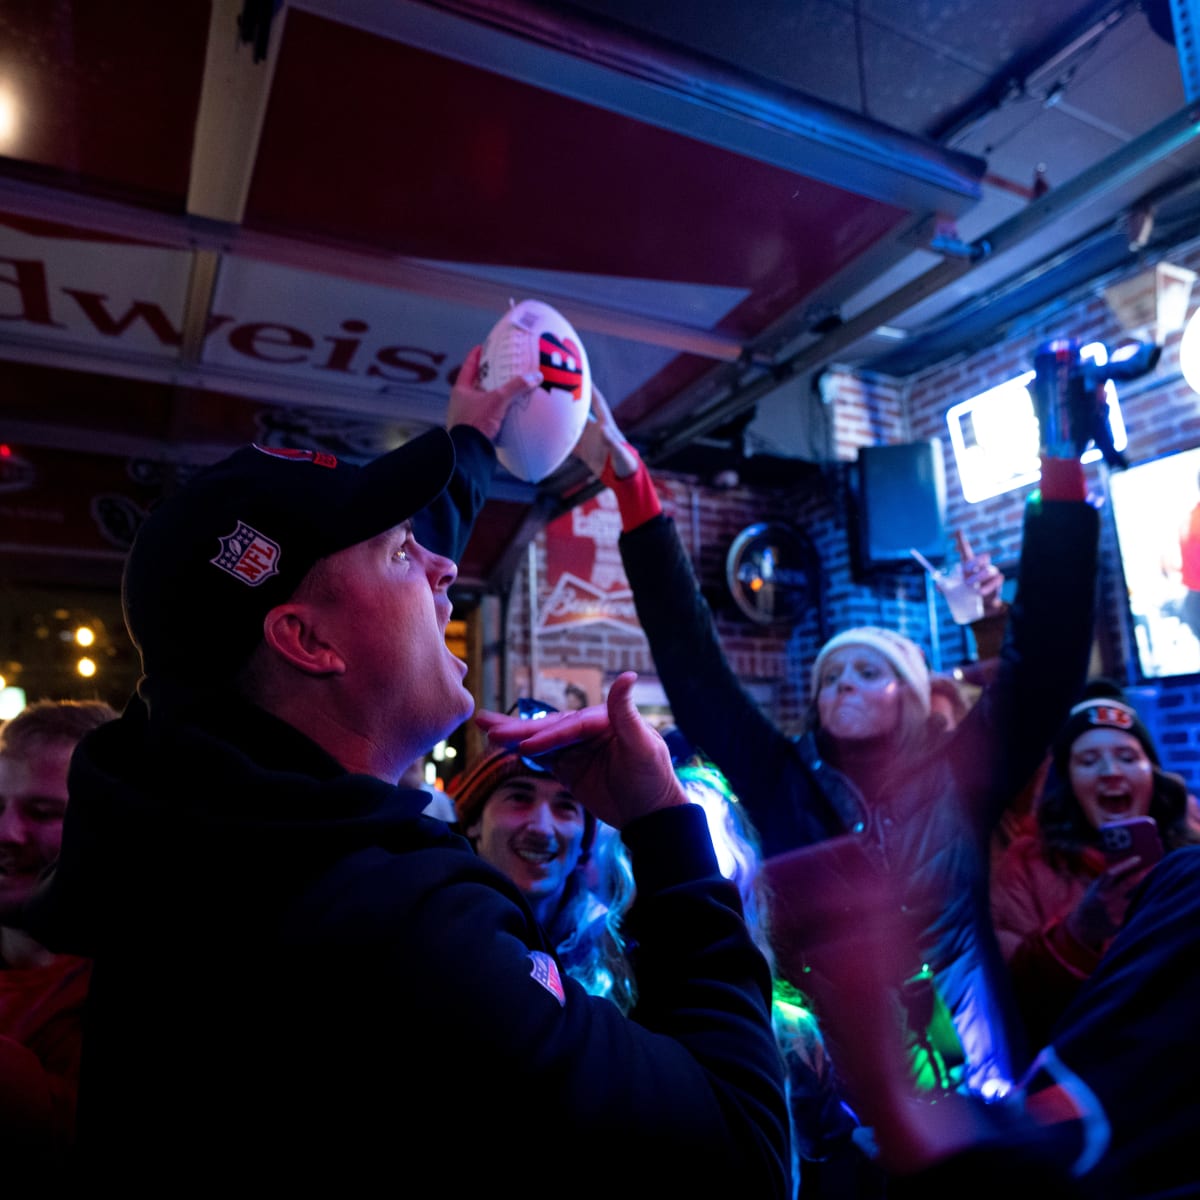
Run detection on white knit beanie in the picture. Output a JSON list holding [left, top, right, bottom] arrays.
[[809, 626, 931, 716]]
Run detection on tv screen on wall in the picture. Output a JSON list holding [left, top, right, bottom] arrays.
[[1108, 444, 1200, 680]]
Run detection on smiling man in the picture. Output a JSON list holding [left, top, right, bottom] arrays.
[[454, 753, 594, 915], [450, 742, 636, 1014], [0, 698, 116, 1168]]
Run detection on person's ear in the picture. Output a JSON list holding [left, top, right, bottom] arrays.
[[261, 602, 345, 677]]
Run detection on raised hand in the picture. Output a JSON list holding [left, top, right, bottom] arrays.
[[474, 671, 685, 830], [1030, 338, 1132, 466], [446, 344, 542, 444], [572, 385, 639, 480], [955, 530, 1006, 616]]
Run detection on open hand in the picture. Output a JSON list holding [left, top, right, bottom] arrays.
[[572, 385, 639, 480], [474, 672, 685, 830], [955, 531, 1005, 616]]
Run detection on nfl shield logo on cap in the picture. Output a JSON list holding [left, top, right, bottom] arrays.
[[211, 520, 282, 586]]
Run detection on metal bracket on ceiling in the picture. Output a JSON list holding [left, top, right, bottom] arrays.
[[929, 229, 989, 262], [902, 213, 988, 261], [1171, 0, 1200, 100], [238, 0, 286, 64]]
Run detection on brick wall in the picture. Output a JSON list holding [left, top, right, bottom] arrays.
[[490, 244, 1200, 793]]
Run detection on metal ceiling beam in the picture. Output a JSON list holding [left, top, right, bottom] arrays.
[[641, 96, 1200, 461], [0, 177, 744, 363], [180, 0, 290, 363], [188, 0, 288, 222], [931, 0, 1139, 145], [303, 0, 985, 214]]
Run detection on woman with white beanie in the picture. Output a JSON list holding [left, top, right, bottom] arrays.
[[572, 384, 1100, 1113]]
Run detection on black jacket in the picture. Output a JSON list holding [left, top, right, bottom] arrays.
[[25, 427, 790, 1193], [27, 696, 789, 1193]]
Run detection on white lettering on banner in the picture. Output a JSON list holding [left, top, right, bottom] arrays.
[[588, 541, 628, 592], [0, 242, 191, 357], [538, 573, 640, 632], [0, 246, 459, 386], [0, 225, 681, 400]]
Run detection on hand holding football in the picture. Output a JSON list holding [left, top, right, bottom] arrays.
[[478, 299, 591, 483]]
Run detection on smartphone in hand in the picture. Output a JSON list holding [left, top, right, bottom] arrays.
[[1099, 816, 1164, 866]]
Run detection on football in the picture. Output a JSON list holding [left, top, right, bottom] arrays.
[[478, 299, 591, 483]]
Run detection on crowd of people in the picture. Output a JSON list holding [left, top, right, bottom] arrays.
[[1, 335, 1195, 1197]]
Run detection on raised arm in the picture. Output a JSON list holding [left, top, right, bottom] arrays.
[[572, 388, 840, 857], [413, 343, 542, 559], [948, 369, 1102, 838]]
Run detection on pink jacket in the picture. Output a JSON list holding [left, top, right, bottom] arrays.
[[990, 835, 1108, 1048]]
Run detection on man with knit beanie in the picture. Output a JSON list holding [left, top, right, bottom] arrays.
[[449, 741, 635, 1013], [450, 744, 599, 875], [573, 378, 1100, 1115]]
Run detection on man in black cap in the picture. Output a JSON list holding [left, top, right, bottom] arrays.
[[23, 348, 789, 1195]]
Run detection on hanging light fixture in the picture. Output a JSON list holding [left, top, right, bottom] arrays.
[[1102, 260, 1197, 346]]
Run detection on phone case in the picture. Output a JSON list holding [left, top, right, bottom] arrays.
[[1099, 816, 1164, 865]]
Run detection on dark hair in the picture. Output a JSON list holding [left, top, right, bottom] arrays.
[[1038, 764, 1200, 856], [0, 699, 118, 757]]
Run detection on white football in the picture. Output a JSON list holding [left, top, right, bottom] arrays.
[[478, 298, 591, 483]]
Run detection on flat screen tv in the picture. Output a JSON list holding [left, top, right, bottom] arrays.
[[1108, 444, 1200, 680]]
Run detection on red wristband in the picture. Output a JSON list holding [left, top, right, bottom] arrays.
[[1039, 456, 1087, 502], [601, 447, 662, 530]]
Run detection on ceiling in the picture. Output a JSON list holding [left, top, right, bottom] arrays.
[[2, 0, 1199, 602]]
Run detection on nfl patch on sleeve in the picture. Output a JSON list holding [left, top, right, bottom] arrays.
[[528, 951, 565, 1006]]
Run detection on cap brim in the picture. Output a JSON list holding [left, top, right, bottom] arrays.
[[353, 427, 457, 540]]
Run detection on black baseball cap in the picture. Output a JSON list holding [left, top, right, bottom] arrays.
[[122, 429, 456, 702]]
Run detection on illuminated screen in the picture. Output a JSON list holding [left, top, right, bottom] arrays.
[[1109, 444, 1200, 680], [946, 343, 1127, 503]]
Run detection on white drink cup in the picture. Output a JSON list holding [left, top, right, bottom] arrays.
[[936, 562, 985, 624]]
